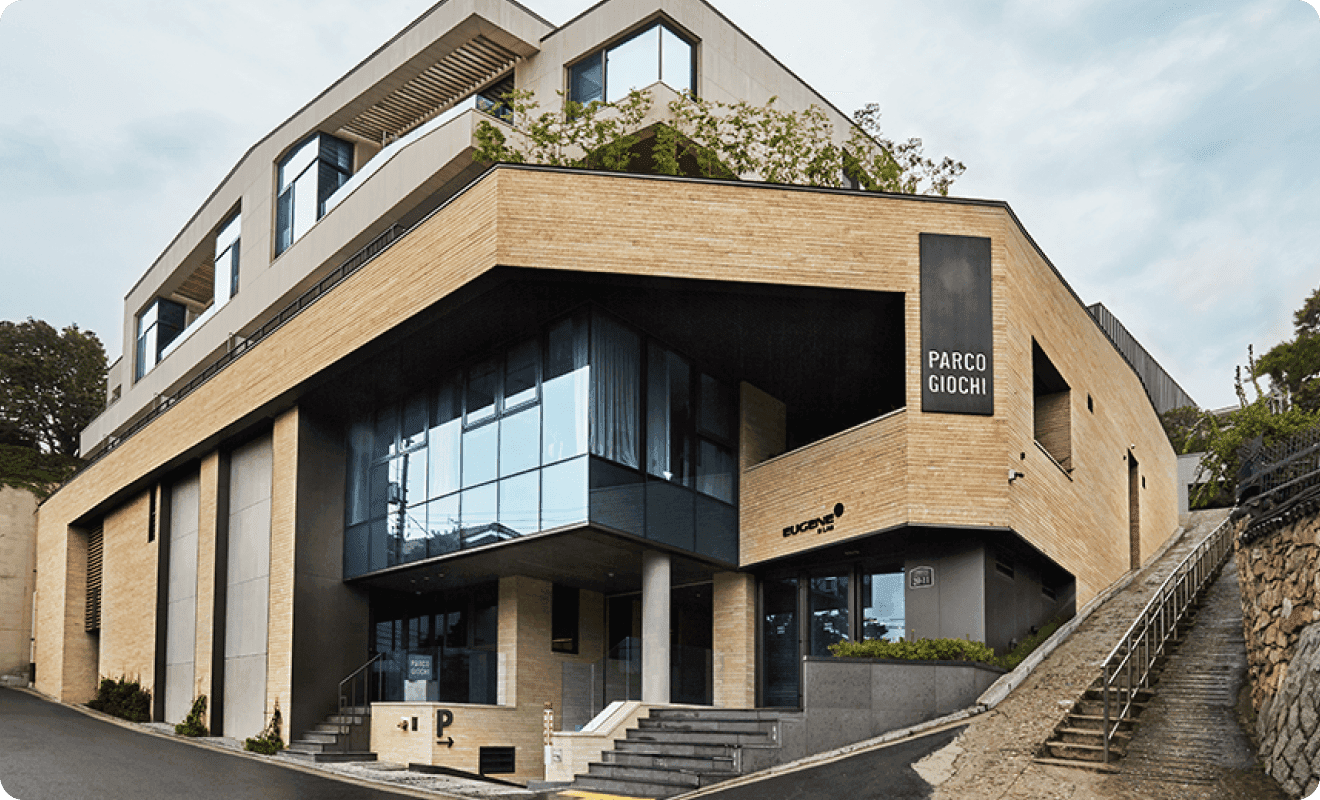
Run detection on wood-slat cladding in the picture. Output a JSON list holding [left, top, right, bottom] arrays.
[[84, 528, 102, 633]]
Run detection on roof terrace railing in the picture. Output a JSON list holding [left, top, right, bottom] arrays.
[[1098, 516, 1234, 763]]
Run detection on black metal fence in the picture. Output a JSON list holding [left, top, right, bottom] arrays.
[[1236, 424, 1320, 542]]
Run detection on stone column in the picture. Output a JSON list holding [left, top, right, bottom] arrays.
[[641, 550, 670, 704]]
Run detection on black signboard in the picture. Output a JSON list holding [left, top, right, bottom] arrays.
[[920, 233, 993, 415]]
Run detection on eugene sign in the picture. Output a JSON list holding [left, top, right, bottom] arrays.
[[920, 233, 993, 415]]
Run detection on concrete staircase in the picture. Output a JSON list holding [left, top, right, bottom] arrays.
[[279, 705, 378, 763], [1039, 610, 1199, 770], [571, 708, 798, 798]]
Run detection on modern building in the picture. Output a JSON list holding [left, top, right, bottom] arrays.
[[34, 0, 1184, 783], [0, 485, 38, 685]]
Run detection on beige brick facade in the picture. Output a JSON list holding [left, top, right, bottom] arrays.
[[96, 492, 157, 687]]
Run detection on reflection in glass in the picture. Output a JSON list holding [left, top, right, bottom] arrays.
[[459, 483, 499, 547], [861, 571, 905, 642], [499, 471, 539, 535], [402, 394, 428, 450], [696, 440, 734, 502], [466, 359, 497, 425], [660, 26, 693, 94], [429, 380, 461, 499], [346, 421, 373, 525], [462, 422, 497, 488], [569, 55, 604, 105], [591, 316, 640, 468], [373, 406, 398, 461], [647, 345, 692, 485], [425, 494, 460, 557], [762, 577, 799, 707], [505, 339, 539, 409], [699, 373, 733, 440], [543, 369, 588, 463], [808, 575, 850, 656], [500, 406, 539, 477], [541, 456, 588, 530], [606, 25, 660, 103]]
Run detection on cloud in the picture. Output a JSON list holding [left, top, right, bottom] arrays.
[[1300, 0, 1320, 21], [0, 0, 19, 23]]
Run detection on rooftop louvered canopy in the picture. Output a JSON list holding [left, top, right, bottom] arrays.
[[337, 33, 524, 144]]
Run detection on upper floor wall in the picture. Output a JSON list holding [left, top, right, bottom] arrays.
[[85, 0, 863, 457]]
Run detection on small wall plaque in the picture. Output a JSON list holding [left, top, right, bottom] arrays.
[[910, 566, 935, 589]]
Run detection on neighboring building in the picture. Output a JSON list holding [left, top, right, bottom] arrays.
[[34, 0, 1183, 782], [1, 485, 37, 684]]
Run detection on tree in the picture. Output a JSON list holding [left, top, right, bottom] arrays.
[[472, 89, 966, 196], [1254, 285, 1320, 413], [0, 319, 107, 497]]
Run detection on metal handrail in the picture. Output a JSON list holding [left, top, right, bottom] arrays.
[[1098, 517, 1235, 762], [337, 653, 384, 753]]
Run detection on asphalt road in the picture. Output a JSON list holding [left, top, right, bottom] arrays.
[[694, 724, 967, 800], [0, 688, 416, 800]]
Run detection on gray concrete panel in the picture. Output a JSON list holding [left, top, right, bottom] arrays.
[[226, 500, 272, 585], [164, 475, 199, 723], [163, 661, 195, 723], [224, 578, 269, 659], [872, 662, 935, 721], [229, 438, 273, 513], [223, 652, 268, 739]]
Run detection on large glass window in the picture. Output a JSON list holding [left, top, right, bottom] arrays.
[[214, 211, 240, 302], [569, 22, 695, 105], [275, 133, 353, 256], [370, 583, 498, 705], [343, 307, 740, 579], [134, 298, 186, 381]]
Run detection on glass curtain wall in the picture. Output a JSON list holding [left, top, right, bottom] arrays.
[[761, 565, 906, 707], [369, 583, 499, 704], [343, 308, 738, 579]]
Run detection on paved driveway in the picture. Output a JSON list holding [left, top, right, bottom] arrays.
[[0, 688, 417, 800], [691, 725, 966, 800]]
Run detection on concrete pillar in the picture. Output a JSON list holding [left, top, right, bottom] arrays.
[[641, 550, 670, 704]]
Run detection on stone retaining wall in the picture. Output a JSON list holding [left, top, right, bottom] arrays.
[[1235, 515, 1320, 798]]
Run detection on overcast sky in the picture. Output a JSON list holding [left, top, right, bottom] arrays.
[[1, 0, 1317, 410]]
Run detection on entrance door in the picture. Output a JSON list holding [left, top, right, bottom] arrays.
[[761, 576, 800, 707], [1129, 451, 1141, 569]]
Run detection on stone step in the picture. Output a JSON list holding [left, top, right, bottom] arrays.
[[1043, 739, 1125, 762], [1055, 727, 1132, 745], [1032, 756, 1120, 773], [298, 732, 341, 745], [613, 739, 736, 758], [624, 728, 772, 747], [279, 749, 378, 764], [326, 715, 366, 726], [603, 750, 737, 773], [312, 723, 348, 734], [585, 762, 706, 787], [1065, 714, 1137, 731], [636, 718, 775, 734], [573, 773, 700, 798], [648, 708, 798, 722]]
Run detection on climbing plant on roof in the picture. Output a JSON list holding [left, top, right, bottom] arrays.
[[472, 89, 965, 196]]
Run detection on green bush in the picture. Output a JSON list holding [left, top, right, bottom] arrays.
[[86, 676, 152, 722], [243, 703, 283, 755], [829, 637, 998, 664], [830, 620, 1064, 671], [996, 621, 1061, 671], [174, 695, 209, 737]]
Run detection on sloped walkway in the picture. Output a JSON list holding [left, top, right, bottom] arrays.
[[926, 509, 1252, 799], [1094, 565, 1287, 799]]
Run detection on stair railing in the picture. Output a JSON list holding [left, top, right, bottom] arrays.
[[337, 653, 384, 753], [1098, 517, 1234, 762]]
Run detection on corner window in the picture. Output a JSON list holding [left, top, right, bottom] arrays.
[[275, 133, 353, 256], [135, 298, 185, 381], [569, 22, 694, 105], [214, 211, 240, 301]]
